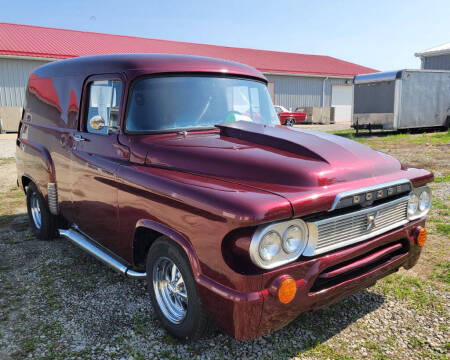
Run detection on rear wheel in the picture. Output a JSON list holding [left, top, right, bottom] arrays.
[[26, 182, 57, 240], [285, 118, 295, 126], [146, 238, 213, 340]]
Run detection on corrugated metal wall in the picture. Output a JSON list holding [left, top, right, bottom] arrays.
[[0, 58, 50, 106], [421, 55, 450, 70], [264, 74, 349, 110]]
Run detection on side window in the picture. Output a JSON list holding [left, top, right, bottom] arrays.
[[86, 80, 122, 135]]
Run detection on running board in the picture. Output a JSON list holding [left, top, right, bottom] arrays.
[[58, 228, 147, 279]]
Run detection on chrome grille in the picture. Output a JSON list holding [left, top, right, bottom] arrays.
[[304, 196, 409, 256]]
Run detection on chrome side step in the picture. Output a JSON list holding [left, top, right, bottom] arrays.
[[58, 228, 147, 279]]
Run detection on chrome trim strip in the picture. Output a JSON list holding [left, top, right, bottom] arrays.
[[329, 179, 411, 211], [59, 228, 146, 279], [305, 195, 410, 256]]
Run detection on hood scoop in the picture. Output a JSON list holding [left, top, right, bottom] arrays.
[[217, 122, 328, 163], [139, 120, 400, 188]]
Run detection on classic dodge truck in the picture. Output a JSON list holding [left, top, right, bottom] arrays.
[[16, 54, 433, 341]]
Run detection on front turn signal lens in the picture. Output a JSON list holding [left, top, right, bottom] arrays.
[[416, 227, 427, 247], [278, 278, 297, 304]]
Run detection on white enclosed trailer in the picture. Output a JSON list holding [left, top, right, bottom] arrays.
[[353, 69, 450, 130]]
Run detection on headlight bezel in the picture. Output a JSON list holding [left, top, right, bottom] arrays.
[[408, 186, 432, 220], [249, 219, 308, 269]]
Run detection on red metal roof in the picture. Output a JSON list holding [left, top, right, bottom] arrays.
[[0, 22, 377, 77]]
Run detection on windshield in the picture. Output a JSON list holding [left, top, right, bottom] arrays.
[[125, 76, 279, 132]]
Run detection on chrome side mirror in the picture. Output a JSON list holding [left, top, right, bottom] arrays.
[[89, 115, 106, 131]]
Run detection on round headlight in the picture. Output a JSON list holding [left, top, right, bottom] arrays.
[[282, 225, 304, 253], [259, 231, 281, 261], [408, 193, 419, 216], [418, 190, 431, 212]]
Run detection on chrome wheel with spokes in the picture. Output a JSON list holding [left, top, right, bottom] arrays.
[[152, 257, 188, 324], [285, 118, 295, 126], [30, 192, 42, 229]]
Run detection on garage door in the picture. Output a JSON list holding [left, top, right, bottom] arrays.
[[331, 85, 352, 123]]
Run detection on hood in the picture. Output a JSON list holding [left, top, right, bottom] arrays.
[[141, 121, 401, 188]]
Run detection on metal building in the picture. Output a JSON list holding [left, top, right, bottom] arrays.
[[415, 42, 450, 70], [0, 22, 376, 131]]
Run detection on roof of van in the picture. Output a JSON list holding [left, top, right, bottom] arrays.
[[33, 53, 266, 80]]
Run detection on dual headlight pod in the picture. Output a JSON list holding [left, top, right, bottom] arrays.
[[249, 219, 308, 269], [408, 186, 432, 220]]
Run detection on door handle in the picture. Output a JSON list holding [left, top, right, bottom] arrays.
[[72, 134, 87, 142]]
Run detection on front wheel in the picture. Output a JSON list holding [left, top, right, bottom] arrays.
[[285, 118, 295, 126], [146, 238, 213, 340], [26, 182, 57, 240]]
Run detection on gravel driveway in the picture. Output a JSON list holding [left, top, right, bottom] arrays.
[[0, 132, 448, 359]]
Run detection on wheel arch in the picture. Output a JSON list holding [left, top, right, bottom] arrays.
[[21, 174, 33, 193], [133, 219, 201, 278]]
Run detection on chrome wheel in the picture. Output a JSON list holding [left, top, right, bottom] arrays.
[[286, 118, 295, 126], [152, 257, 188, 324], [30, 192, 42, 229]]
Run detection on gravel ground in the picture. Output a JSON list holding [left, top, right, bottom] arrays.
[[0, 131, 449, 360]]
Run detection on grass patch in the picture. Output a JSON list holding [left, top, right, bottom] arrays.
[[432, 198, 450, 212], [304, 342, 354, 359], [0, 157, 15, 166], [429, 262, 450, 284], [363, 341, 389, 360], [20, 336, 39, 354], [434, 174, 450, 183], [408, 130, 450, 144], [331, 129, 450, 146], [5, 191, 24, 199], [436, 223, 450, 236], [376, 274, 444, 311]]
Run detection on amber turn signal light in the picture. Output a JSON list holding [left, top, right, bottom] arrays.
[[416, 227, 427, 247], [278, 278, 297, 304], [270, 275, 297, 304]]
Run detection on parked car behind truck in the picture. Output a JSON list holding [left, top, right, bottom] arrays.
[[353, 69, 450, 130], [274, 105, 307, 126], [16, 54, 433, 341]]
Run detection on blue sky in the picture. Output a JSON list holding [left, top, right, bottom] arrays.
[[1, 0, 449, 71]]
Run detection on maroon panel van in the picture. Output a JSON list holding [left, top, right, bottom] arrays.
[[16, 54, 433, 340]]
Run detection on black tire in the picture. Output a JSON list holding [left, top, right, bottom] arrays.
[[146, 237, 213, 340], [285, 118, 295, 126], [26, 182, 57, 240]]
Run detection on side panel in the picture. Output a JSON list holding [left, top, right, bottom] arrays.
[[16, 72, 83, 221], [422, 54, 450, 71], [398, 71, 450, 128]]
